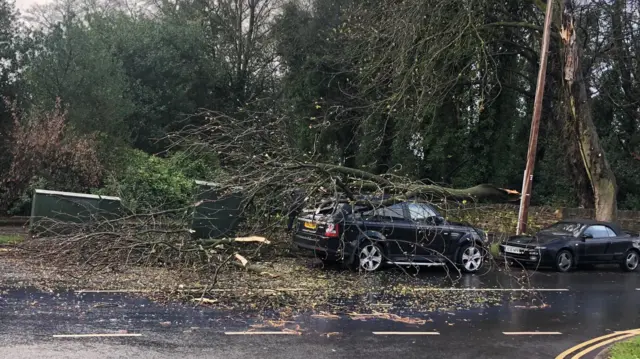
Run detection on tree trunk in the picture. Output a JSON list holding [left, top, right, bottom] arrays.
[[560, 0, 618, 221], [304, 163, 521, 203]]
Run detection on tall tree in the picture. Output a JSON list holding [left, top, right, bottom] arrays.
[[559, 0, 618, 220], [0, 0, 19, 176]]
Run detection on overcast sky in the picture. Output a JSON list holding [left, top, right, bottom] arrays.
[[16, 0, 50, 12]]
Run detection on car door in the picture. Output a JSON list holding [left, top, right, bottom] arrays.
[[605, 226, 628, 260], [362, 203, 415, 257], [582, 225, 613, 262], [407, 203, 446, 257]]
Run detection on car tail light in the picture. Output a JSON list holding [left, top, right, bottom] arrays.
[[325, 223, 339, 238]]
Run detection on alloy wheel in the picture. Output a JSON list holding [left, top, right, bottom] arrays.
[[626, 252, 639, 271], [462, 246, 483, 272], [557, 252, 572, 271], [359, 244, 382, 271]]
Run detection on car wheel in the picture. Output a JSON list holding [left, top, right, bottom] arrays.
[[459, 244, 484, 273], [357, 242, 384, 272], [620, 250, 640, 272], [554, 250, 573, 272]]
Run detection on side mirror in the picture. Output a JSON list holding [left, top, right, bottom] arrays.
[[582, 233, 593, 240]]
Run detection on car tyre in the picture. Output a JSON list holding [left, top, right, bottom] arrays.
[[458, 243, 484, 273], [554, 250, 573, 272], [355, 241, 384, 272], [620, 249, 640, 272]]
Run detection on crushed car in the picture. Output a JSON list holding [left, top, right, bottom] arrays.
[[292, 196, 489, 273]]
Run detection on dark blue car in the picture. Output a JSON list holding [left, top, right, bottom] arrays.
[[293, 199, 488, 273], [499, 219, 640, 272]]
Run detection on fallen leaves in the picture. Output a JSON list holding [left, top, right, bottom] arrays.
[[348, 312, 427, 325], [514, 303, 550, 309], [259, 271, 279, 279], [311, 312, 340, 320], [92, 303, 118, 308], [265, 320, 295, 328], [248, 321, 303, 335], [192, 298, 217, 304], [281, 328, 302, 335], [0, 250, 504, 316]]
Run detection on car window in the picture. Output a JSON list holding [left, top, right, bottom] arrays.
[[605, 227, 617, 237], [584, 225, 611, 239], [363, 203, 405, 220], [541, 222, 585, 237], [407, 203, 437, 221]]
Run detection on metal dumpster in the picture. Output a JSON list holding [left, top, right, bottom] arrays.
[[190, 180, 244, 239], [29, 189, 123, 235]]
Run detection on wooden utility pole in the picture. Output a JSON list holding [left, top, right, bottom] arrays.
[[516, 0, 554, 235]]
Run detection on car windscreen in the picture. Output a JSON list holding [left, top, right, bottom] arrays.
[[539, 222, 585, 237]]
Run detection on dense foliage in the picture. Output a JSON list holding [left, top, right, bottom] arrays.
[[97, 149, 219, 213], [0, 0, 638, 215]]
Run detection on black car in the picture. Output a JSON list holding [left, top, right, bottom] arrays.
[[499, 219, 640, 272], [292, 199, 488, 273]]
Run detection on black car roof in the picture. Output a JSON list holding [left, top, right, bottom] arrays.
[[557, 218, 624, 234]]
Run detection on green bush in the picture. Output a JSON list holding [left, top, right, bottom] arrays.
[[7, 176, 49, 215], [98, 149, 219, 213]]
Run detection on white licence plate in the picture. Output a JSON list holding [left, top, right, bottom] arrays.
[[504, 245, 525, 254]]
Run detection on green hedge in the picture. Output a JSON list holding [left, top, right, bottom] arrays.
[[97, 149, 220, 213]]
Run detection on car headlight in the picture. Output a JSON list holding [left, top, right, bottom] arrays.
[[534, 246, 546, 250]]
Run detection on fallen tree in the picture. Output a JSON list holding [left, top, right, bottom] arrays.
[[168, 108, 520, 237], [6, 105, 538, 310]]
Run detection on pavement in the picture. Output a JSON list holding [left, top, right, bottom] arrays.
[[2, 266, 640, 358]]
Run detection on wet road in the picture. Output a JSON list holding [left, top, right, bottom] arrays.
[[2, 267, 640, 358]]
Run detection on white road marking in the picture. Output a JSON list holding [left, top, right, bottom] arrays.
[[415, 288, 569, 292], [53, 334, 143, 338], [224, 331, 300, 335], [75, 289, 155, 293], [372, 332, 440, 335], [503, 332, 562, 335], [76, 288, 309, 294]]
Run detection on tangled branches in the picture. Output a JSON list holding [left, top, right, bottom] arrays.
[[168, 107, 519, 234], [22, 205, 269, 277]]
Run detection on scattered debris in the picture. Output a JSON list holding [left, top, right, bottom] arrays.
[[235, 254, 248, 267], [311, 312, 341, 320], [234, 236, 271, 244], [348, 312, 427, 325], [92, 303, 119, 308], [514, 303, 550, 309], [0, 252, 505, 314], [191, 298, 217, 304]]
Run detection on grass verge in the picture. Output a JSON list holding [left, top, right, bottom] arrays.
[[609, 336, 640, 359], [0, 234, 24, 245]]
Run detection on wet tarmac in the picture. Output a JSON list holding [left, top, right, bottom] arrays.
[[1, 266, 640, 358]]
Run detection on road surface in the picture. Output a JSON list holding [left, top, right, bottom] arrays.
[[1, 267, 640, 358]]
